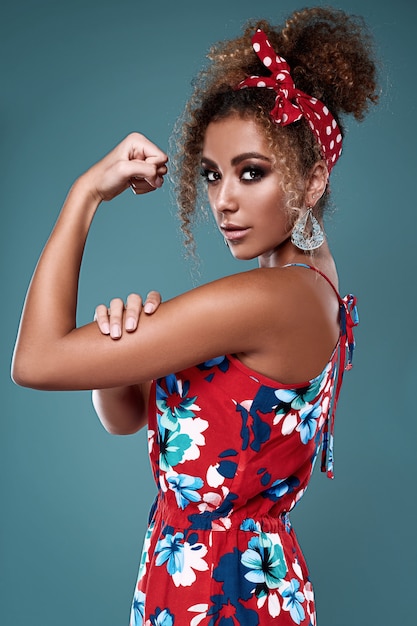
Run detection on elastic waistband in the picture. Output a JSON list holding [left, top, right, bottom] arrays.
[[239, 513, 292, 534], [153, 504, 292, 534]]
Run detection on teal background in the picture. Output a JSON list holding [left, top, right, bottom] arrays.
[[1, 1, 416, 624]]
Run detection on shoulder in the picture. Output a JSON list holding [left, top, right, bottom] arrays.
[[194, 266, 307, 301], [181, 267, 299, 318], [204, 265, 331, 312], [178, 265, 328, 338]]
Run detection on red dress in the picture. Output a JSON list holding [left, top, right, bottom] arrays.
[[129, 265, 358, 625]]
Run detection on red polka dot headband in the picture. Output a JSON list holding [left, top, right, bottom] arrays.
[[236, 29, 342, 173]]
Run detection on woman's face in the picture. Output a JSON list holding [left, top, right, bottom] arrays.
[[201, 114, 292, 264]]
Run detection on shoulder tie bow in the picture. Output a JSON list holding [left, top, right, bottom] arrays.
[[321, 294, 359, 478]]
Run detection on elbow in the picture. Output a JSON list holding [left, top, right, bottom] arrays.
[[11, 354, 40, 389], [11, 351, 31, 387], [102, 423, 142, 436], [11, 349, 54, 390]]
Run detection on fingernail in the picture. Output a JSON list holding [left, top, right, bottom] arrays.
[[155, 176, 163, 188], [102, 322, 110, 335], [144, 302, 155, 314], [111, 324, 121, 338], [126, 317, 136, 331]]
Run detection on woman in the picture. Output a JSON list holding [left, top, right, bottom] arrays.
[[12, 6, 378, 625]]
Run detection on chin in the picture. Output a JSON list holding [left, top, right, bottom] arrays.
[[229, 247, 258, 262]]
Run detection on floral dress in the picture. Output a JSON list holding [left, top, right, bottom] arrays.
[[129, 265, 358, 626]]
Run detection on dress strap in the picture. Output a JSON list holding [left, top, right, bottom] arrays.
[[283, 262, 340, 299], [283, 263, 359, 478]]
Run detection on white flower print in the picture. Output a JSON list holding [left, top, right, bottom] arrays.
[[274, 410, 298, 434], [303, 581, 317, 626], [188, 603, 209, 626], [268, 591, 281, 618], [292, 558, 304, 581], [148, 429, 155, 455], [206, 464, 226, 488], [178, 417, 209, 462], [171, 540, 209, 587]]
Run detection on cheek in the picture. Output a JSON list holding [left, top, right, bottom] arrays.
[[262, 204, 291, 238]]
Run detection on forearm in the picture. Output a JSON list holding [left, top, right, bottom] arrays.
[[92, 383, 150, 435], [12, 177, 99, 385], [12, 133, 168, 389]]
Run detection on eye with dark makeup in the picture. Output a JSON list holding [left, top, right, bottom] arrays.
[[239, 166, 267, 182], [200, 168, 220, 183]]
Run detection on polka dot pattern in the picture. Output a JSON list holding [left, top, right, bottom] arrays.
[[236, 29, 342, 173]]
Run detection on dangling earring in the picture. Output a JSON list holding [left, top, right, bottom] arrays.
[[291, 208, 324, 251]]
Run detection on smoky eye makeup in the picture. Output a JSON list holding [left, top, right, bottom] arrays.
[[200, 153, 272, 184], [200, 168, 220, 183], [239, 165, 267, 181]]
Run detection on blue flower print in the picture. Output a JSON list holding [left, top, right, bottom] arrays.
[[297, 401, 322, 444], [241, 532, 287, 596], [156, 374, 198, 431], [155, 529, 209, 588], [155, 532, 184, 575], [188, 492, 238, 530], [166, 473, 204, 510], [274, 369, 326, 416], [198, 355, 230, 373], [130, 589, 145, 626], [158, 420, 192, 471], [262, 475, 300, 502], [280, 578, 305, 625], [236, 386, 274, 452], [149, 606, 175, 626], [208, 548, 259, 626], [240, 518, 258, 532]]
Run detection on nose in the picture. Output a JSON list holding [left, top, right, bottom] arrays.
[[211, 178, 239, 215]]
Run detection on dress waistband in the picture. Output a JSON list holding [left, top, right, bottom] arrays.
[[153, 501, 292, 534]]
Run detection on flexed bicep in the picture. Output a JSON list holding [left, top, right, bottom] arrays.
[[15, 269, 280, 391]]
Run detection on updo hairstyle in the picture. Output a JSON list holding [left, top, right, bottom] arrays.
[[171, 7, 379, 251]]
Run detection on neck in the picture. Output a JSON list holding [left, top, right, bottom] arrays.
[[257, 238, 333, 270]]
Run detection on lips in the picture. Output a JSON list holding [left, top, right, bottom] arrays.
[[221, 224, 250, 242]]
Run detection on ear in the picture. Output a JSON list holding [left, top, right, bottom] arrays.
[[304, 162, 329, 207]]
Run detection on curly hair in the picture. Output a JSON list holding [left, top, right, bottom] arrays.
[[170, 6, 379, 253]]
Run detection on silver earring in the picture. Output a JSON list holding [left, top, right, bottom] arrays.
[[291, 208, 324, 251]]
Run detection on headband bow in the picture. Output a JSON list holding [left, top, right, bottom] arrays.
[[236, 29, 342, 173]]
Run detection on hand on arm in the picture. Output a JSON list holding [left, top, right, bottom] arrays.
[[11, 132, 339, 410], [13, 258, 299, 392], [94, 291, 162, 339], [92, 291, 162, 434]]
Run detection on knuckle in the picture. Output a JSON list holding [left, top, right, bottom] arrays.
[[109, 297, 124, 309], [147, 290, 162, 303], [96, 311, 109, 322], [126, 293, 142, 307]]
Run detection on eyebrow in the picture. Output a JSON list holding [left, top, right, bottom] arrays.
[[201, 152, 272, 168]]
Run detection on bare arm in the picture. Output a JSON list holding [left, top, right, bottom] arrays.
[[92, 291, 161, 434], [11, 133, 338, 429], [11, 134, 275, 388], [12, 133, 170, 387], [91, 382, 151, 435]]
